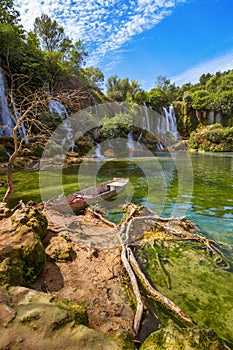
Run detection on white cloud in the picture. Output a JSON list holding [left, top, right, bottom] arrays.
[[170, 51, 233, 86], [15, 0, 186, 67]]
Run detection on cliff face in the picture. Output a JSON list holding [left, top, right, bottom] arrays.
[[174, 101, 232, 138]]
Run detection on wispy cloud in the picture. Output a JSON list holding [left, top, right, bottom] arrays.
[[15, 0, 186, 67], [170, 51, 233, 86]]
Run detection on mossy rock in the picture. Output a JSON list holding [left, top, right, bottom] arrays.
[[11, 207, 48, 239], [0, 144, 8, 162], [140, 322, 226, 349], [0, 202, 12, 220], [0, 207, 47, 286], [0, 286, 132, 349], [136, 226, 233, 345], [45, 235, 73, 261]]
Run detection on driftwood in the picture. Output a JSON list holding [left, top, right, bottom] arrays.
[[117, 227, 144, 335], [127, 246, 196, 326]]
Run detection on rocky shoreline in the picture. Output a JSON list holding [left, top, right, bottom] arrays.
[[0, 202, 232, 349]]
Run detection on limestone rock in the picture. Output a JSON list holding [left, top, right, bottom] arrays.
[[0, 286, 128, 350], [0, 202, 12, 220], [0, 207, 47, 286], [45, 235, 73, 261]]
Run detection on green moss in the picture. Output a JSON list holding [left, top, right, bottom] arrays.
[[136, 236, 233, 345], [140, 321, 227, 350], [0, 144, 8, 162]]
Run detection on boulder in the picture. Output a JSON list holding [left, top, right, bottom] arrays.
[[45, 235, 73, 261], [140, 321, 226, 350], [0, 207, 47, 286], [0, 286, 129, 350]]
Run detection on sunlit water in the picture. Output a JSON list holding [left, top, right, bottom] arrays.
[[1, 152, 232, 245]]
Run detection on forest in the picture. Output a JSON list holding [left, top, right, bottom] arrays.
[[1, 0, 233, 152]]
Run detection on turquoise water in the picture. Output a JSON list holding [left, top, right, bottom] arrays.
[[0, 152, 232, 244]]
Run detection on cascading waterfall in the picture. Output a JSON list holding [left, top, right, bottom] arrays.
[[208, 111, 222, 125], [61, 119, 75, 152], [0, 69, 27, 140], [144, 103, 150, 131], [49, 99, 68, 118], [95, 143, 105, 159], [46, 83, 75, 152], [160, 104, 178, 139], [127, 130, 135, 151]]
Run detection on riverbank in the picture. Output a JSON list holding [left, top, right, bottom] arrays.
[[0, 202, 232, 349]]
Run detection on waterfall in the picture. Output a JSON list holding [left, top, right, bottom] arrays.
[[49, 99, 68, 118], [0, 70, 15, 137], [208, 111, 215, 125], [0, 70, 27, 140], [208, 111, 222, 125], [61, 119, 75, 152], [160, 104, 178, 139], [45, 82, 68, 118], [95, 143, 105, 159], [144, 103, 150, 131], [127, 130, 136, 152]]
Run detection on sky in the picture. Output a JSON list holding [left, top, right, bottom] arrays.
[[14, 0, 233, 91]]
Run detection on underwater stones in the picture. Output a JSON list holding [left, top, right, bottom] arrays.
[[140, 321, 226, 350]]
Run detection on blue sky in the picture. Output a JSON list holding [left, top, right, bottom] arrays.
[[15, 0, 233, 90]]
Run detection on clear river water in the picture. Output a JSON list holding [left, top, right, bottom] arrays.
[[1, 151, 232, 245]]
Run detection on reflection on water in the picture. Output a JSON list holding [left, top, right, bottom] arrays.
[[0, 152, 232, 244]]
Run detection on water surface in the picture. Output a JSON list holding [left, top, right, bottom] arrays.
[[1, 152, 232, 244]]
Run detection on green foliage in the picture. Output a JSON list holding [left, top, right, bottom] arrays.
[[0, 144, 8, 162], [191, 90, 210, 110], [106, 75, 140, 102], [34, 14, 67, 52], [214, 91, 233, 116], [0, 0, 20, 25], [188, 126, 233, 152], [147, 88, 169, 111], [101, 112, 133, 139], [80, 66, 104, 89]]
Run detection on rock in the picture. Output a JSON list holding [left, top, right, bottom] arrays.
[[0, 202, 12, 220], [0, 286, 129, 350], [11, 207, 48, 239], [45, 235, 73, 261], [140, 321, 226, 350], [0, 207, 47, 286]]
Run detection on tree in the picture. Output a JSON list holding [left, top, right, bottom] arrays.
[[191, 90, 210, 111], [2, 71, 52, 203], [0, 0, 20, 25], [147, 88, 169, 112], [34, 14, 68, 52], [80, 66, 104, 89], [106, 75, 140, 102]]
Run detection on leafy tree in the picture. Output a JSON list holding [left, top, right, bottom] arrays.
[[80, 66, 104, 89], [191, 90, 210, 110], [34, 14, 68, 52], [199, 73, 212, 88], [215, 91, 233, 116], [0, 0, 20, 25], [147, 88, 169, 112], [106, 75, 140, 102]]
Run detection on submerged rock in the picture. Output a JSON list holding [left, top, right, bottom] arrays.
[[140, 321, 226, 350]]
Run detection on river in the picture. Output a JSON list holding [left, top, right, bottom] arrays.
[[1, 152, 232, 245]]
